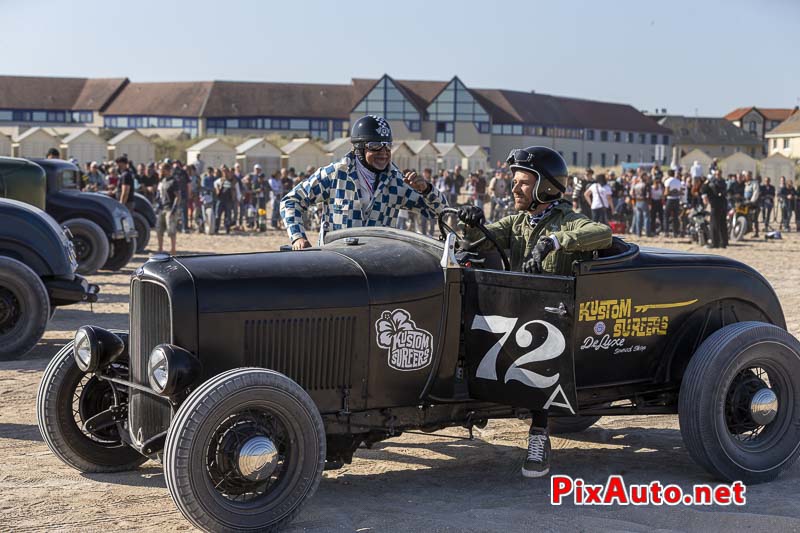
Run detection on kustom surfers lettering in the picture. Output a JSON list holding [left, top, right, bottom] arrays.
[[375, 309, 433, 371], [578, 298, 698, 338]]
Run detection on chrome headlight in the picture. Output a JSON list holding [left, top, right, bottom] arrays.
[[74, 328, 94, 372], [148, 347, 169, 393], [73, 326, 125, 373], [147, 344, 202, 397]]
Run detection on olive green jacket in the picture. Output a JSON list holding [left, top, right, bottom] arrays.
[[466, 202, 613, 274]]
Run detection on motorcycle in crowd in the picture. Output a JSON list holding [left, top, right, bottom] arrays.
[[728, 201, 758, 242], [687, 205, 711, 247]]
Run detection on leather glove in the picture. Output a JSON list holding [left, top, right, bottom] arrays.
[[523, 237, 557, 274], [458, 205, 485, 227]]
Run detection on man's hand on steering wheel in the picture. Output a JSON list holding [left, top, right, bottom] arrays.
[[458, 205, 485, 228]]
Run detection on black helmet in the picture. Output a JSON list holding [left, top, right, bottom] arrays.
[[506, 146, 569, 205], [351, 115, 392, 144]]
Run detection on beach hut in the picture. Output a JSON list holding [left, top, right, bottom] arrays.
[[433, 143, 465, 171], [281, 138, 328, 172], [391, 141, 417, 171], [721, 152, 757, 176], [186, 138, 236, 170], [460, 145, 489, 172], [12, 127, 60, 158], [0, 132, 11, 157], [236, 138, 282, 175], [759, 153, 796, 180], [404, 140, 438, 172], [323, 137, 352, 161], [60, 128, 106, 166], [108, 130, 155, 164], [678, 148, 713, 173]]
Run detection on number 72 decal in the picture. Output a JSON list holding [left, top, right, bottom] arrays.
[[471, 315, 574, 413]]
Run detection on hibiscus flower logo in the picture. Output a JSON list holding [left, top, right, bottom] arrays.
[[375, 309, 433, 371]]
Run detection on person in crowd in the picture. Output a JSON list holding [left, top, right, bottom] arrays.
[[231, 162, 245, 230], [583, 172, 613, 224], [702, 169, 729, 248], [115, 156, 135, 209], [452, 165, 465, 206], [690, 160, 703, 180], [269, 171, 284, 230], [761, 177, 776, 231], [458, 146, 611, 478], [649, 176, 665, 235], [154, 162, 180, 255], [250, 164, 267, 221], [663, 169, 682, 237], [186, 164, 200, 231], [280, 115, 448, 249], [744, 173, 761, 238], [200, 166, 217, 234], [171, 161, 190, 233], [240, 173, 255, 230], [793, 180, 800, 232], [215, 166, 237, 234], [84, 161, 106, 191], [488, 169, 510, 220], [572, 168, 594, 217], [777, 176, 791, 231], [470, 171, 487, 211], [630, 172, 651, 237]]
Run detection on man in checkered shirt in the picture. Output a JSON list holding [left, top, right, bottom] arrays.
[[280, 115, 449, 249]]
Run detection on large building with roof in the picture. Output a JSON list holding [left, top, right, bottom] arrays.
[[657, 115, 764, 163], [765, 112, 800, 161], [0, 73, 671, 166]]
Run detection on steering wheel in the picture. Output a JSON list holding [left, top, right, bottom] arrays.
[[439, 208, 511, 271]]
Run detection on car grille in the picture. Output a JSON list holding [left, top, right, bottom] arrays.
[[128, 279, 172, 447], [243, 316, 355, 390]]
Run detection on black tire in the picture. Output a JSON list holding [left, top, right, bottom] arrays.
[[697, 225, 708, 247], [679, 321, 800, 484], [0, 257, 49, 360], [133, 212, 151, 253], [36, 341, 148, 472], [730, 215, 747, 242], [549, 415, 602, 435], [64, 218, 109, 275], [164, 368, 326, 533], [102, 237, 137, 271]]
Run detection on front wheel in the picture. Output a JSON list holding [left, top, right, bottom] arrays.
[[37, 341, 147, 472], [102, 237, 137, 271], [0, 257, 49, 360], [164, 368, 326, 533], [64, 218, 109, 275], [679, 321, 800, 484], [730, 215, 747, 241], [133, 212, 151, 253]]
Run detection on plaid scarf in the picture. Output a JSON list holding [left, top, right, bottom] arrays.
[[528, 200, 563, 227]]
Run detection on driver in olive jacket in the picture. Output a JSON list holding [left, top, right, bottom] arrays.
[[458, 146, 612, 478]]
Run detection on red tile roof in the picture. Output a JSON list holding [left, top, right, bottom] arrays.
[[724, 106, 797, 122]]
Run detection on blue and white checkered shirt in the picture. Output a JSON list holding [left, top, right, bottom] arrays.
[[280, 152, 448, 243]]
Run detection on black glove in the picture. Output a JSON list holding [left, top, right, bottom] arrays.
[[458, 205, 485, 227], [523, 237, 556, 273]]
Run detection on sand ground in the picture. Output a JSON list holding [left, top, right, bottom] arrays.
[[2, 228, 799, 532]]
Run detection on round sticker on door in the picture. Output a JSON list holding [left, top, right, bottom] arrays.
[[594, 321, 606, 335], [375, 309, 433, 371]]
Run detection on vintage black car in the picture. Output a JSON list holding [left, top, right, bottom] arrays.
[[0, 198, 98, 359], [38, 213, 800, 532], [130, 192, 156, 253]]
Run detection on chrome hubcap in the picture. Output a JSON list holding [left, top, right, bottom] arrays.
[[749, 387, 778, 425], [237, 436, 278, 481]]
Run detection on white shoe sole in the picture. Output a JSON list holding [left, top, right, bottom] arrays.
[[521, 466, 550, 478]]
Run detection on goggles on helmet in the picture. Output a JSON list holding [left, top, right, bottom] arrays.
[[365, 141, 393, 152]]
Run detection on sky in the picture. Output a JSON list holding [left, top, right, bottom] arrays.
[[2, 0, 798, 116]]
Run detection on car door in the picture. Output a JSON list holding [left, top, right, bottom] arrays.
[[462, 269, 577, 414]]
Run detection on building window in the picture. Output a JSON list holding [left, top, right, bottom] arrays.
[[475, 121, 490, 133], [662, 135, 669, 145], [600, 130, 608, 142], [613, 153, 619, 165], [600, 153, 606, 166], [491, 124, 522, 135], [770, 120, 780, 129], [785, 139, 790, 148], [436, 121, 454, 143], [586, 129, 595, 141], [748, 121, 757, 132], [627, 132, 634, 143], [639, 133, 646, 144], [427, 78, 489, 123], [613, 131, 621, 142], [353, 76, 421, 123], [586, 152, 593, 166], [626, 154, 632, 162], [650, 134, 658, 145], [572, 152, 578, 165], [772, 139, 777, 149], [0, 110, 11, 121], [332, 120, 348, 137]]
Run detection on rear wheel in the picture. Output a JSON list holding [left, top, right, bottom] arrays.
[[133, 212, 151, 253], [164, 368, 325, 533], [64, 218, 109, 275], [37, 341, 147, 472], [679, 321, 800, 483], [102, 238, 137, 271], [730, 215, 747, 241], [0, 257, 49, 360]]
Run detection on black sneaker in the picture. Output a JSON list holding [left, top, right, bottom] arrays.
[[522, 427, 551, 478]]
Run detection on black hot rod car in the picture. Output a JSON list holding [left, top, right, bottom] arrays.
[[38, 212, 800, 532]]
